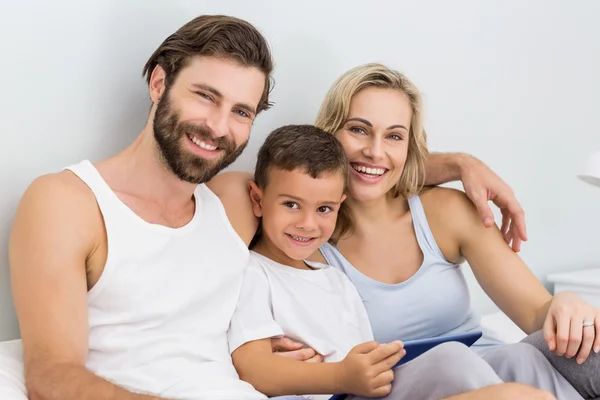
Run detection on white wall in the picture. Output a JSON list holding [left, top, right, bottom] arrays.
[[1, 0, 599, 340]]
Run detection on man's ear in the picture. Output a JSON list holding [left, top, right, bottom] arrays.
[[148, 65, 168, 104], [248, 181, 264, 218]]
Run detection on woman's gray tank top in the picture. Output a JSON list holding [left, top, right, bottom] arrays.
[[320, 195, 504, 348]]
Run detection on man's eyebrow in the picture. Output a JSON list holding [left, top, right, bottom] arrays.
[[191, 83, 257, 115], [192, 83, 222, 98]]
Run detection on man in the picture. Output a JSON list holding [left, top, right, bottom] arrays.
[[2, 13, 546, 400]]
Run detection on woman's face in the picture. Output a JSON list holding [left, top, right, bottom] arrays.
[[335, 87, 412, 203]]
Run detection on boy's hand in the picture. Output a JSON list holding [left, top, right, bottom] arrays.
[[336, 341, 405, 397], [271, 337, 324, 363]]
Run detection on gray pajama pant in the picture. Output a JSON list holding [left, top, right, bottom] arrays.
[[522, 330, 600, 400], [278, 331, 600, 400], [275, 342, 505, 400], [348, 339, 587, 400]]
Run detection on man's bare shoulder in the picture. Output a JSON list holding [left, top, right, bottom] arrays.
[[22, 170, 97, 209], [14, 170, 103, 243], [206, 171, 257, 246], [206, 171, 253, 196]]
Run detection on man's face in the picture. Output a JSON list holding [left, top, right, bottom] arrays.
[[153, 56, 265, 184]]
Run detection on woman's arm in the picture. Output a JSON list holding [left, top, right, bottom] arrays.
[[422, 187, 550, 334], [424, 187, 600, 362], [232, 339, 403, 398]]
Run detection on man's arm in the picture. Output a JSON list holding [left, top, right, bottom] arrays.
[[423, 152, 466, 186], [424, 152, 527, 252], [9, 173, 165, 400]]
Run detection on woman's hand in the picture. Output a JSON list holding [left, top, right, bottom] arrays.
[[458, 155, 527, 252], [543, 292, 600, 364], [271, 337, 324, 363]]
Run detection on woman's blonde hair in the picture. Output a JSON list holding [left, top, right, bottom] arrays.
[[315, 63, 429, 239]]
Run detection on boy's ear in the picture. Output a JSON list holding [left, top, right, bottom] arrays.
[[248, 180, 263, 218]]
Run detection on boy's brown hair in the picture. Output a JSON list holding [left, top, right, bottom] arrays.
[[251, 125, 349, 248], [254, 124, 348, 189], [142, 14, 274, 113]]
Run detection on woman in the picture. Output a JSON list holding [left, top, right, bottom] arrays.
[[308, 63, 600, 399]]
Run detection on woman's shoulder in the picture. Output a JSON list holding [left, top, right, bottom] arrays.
[[418, 186, 477, 219], [417, 186, 480, 263], [419, 185, 470, 205]]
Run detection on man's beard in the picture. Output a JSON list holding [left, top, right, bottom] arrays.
[[153, 89, 248, 184]]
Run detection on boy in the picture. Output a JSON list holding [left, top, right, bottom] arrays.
[[227, 124, 405, 400]]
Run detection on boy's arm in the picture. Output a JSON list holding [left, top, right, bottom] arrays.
[[233, 338, 403, 398], [232, 339, 341, 396], [228, 261, 403, 398], [228, 261, 340, 395]]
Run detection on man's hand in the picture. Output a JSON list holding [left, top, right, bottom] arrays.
[[271, 337, 323, 363], [459, 155, 527, 252]]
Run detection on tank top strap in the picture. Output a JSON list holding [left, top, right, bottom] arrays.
[[322, 241, 351, 267], [407, 195, 446, 261], [64, 160, 120, 213]]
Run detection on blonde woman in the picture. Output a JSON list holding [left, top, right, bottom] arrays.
[[303, 63, 599, 400], [206, 66, 576, 398]]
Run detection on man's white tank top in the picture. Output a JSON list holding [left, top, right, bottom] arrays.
[[66, 160, 265, 400]]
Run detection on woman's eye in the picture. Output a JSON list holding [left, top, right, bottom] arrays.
[[349, 126, 366, 135], [388, 134, 403, 140]]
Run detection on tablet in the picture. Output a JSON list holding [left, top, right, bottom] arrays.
[[393, 330, 482, 367], [329, 331, 482, 400]]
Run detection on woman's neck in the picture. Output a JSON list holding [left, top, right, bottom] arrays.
[[345, 191, 409, 236]]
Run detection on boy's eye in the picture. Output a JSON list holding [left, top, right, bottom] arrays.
[[283, 201, 299, 209], [317, 206, 333, 213]]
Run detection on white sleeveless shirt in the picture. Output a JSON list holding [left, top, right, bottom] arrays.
[[66, 160, 265, 400]]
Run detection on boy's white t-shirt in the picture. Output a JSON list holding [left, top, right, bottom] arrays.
[[228, 251, 374, 399]]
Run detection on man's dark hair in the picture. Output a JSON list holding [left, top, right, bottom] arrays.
[[254, 124, 348, 188], [142, 14, 274, 113]]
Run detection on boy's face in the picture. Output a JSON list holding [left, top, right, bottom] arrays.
[[249, 168, 346, 261]]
